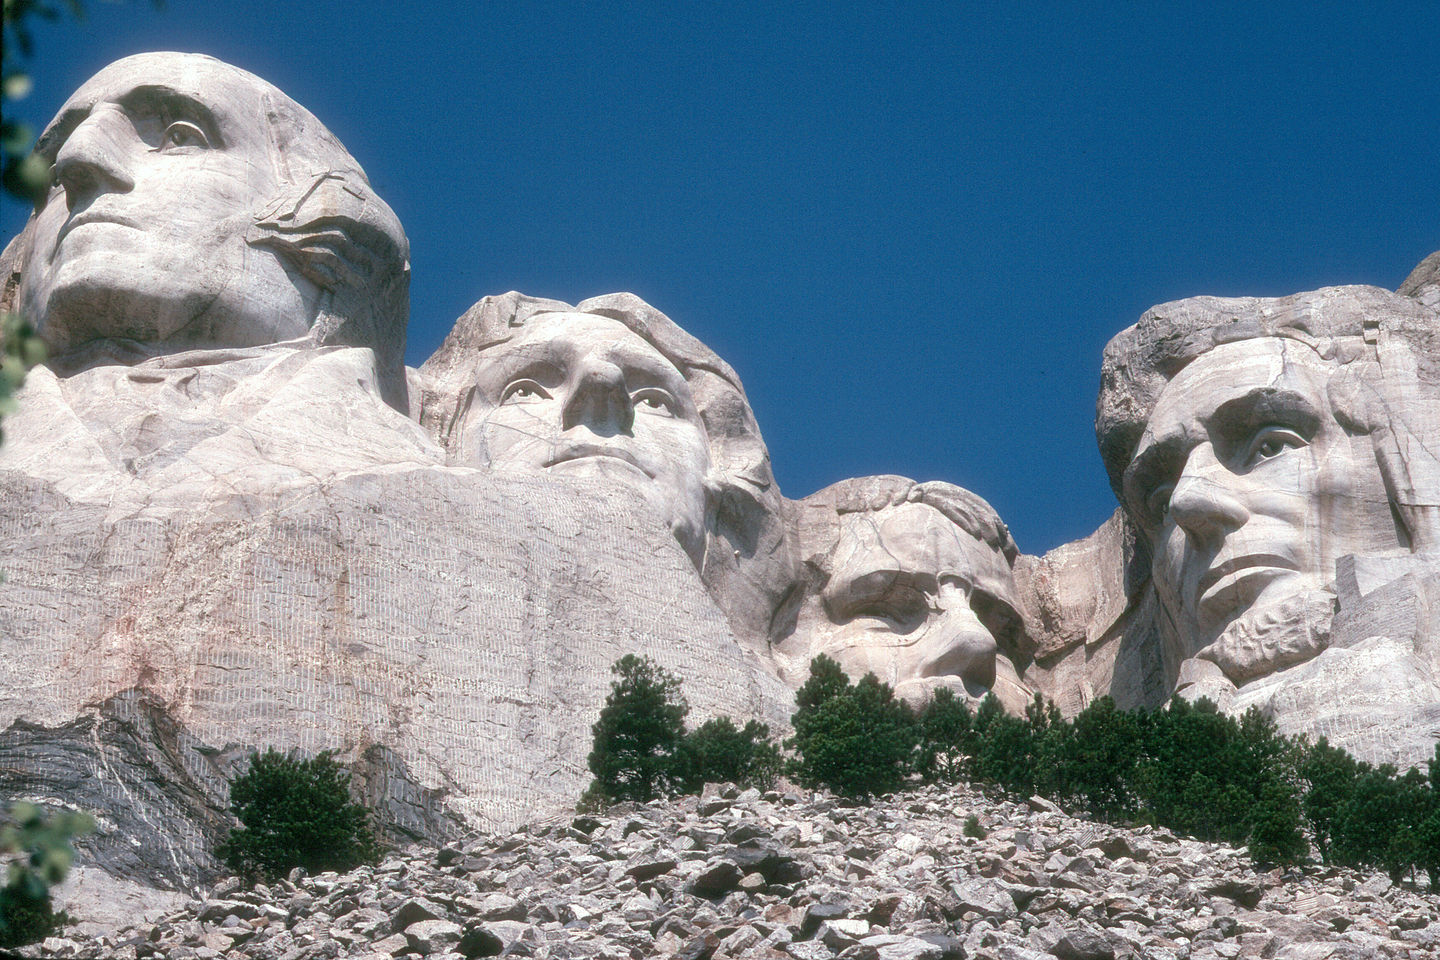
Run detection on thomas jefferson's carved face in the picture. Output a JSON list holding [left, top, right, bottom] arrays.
[[464, 312, 713, 561], [803, 501, 1018, 701], [1126, 338, 1405, 655], [19, 53, 315, 359]]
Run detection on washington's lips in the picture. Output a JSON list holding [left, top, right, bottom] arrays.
[[57, 208, 141, 246], [544, 443, 652, 478]]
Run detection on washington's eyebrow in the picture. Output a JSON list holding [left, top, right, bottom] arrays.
[[35, 86, 227, 162], [120, 85, 226, 148]]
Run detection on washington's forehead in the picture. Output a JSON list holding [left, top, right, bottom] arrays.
[[56, 53, 274, 123]]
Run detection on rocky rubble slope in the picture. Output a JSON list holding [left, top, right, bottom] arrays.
[[23, 784, 1440, 960]]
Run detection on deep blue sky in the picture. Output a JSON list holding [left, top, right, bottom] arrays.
[[5, 1, 1436, 554]]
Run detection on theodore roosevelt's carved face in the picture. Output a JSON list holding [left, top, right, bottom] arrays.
[[463, 311, 713, 562], [802, 500, 1018, 702], [1125, 338, 1405, 655], [19, 53, 316, 359]]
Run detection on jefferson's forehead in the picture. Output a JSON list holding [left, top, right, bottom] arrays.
[[504, 313, 680, 369]]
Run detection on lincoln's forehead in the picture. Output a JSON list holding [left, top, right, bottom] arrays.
[[1148, 337, 1331, 432]]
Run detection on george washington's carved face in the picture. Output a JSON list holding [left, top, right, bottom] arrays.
[[19, 53, 319, 360], [1125, 338, 1406, 660]]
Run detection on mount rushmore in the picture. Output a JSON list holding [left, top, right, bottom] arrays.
[[1, 52, 1437, 895]]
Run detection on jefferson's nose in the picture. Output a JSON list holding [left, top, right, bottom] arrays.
[[1168, 443, 1250, 544], [53, 105, 135, 211], [561, 360, 633, 434]]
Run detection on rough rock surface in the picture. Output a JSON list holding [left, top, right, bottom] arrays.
[[30, 783, 1439, 960]]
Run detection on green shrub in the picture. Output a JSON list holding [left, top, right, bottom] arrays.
[[680, 717, 783, 792], [217, 749, 380, 881], [962, 814, 986, 839], [916, 686, 974, 784], [0, 802, 92, 948], [586, 655, 690, 803], [787, 656, 918, 799]]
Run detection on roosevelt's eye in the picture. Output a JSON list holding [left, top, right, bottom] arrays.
[[161, 120, 210, 150], [1146, 484, 1175, 522], [631, 387, 676, 417], [1241, 426, 1307, 468], [841, 585, 930, 628], [500, 380, 550, 403]]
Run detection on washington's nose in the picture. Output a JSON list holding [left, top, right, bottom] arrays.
[[53, 107, 135, 210], [561, 360, 633, 434], [1168, 444, 1250, 544]]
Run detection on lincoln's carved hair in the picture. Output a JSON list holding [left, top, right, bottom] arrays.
[[0, 52, 410, 411], [1097, 284, 1440, 551]]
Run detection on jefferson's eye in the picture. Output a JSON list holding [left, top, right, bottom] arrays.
[[1242, 427, 1306, 467], [500, 380, 550, 403], [631, 388, 676, 417], [161, 121, 210, 150]]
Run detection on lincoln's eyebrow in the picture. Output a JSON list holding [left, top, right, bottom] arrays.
[[1208, 387, 1321, 449]]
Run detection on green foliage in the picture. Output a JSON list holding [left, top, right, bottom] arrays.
[[216, 749, 380, 882], [916, 686, 973, 783], [0, 802, 94, 947], [680, 717, 783, 792], [1052, 696, 1141, 820], [962, 813, 985, 839], [787, 656, 918, 798], [586, 655, 690, 803], [1, 313, 46, 445]]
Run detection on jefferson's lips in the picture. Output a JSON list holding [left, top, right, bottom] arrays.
[[544, 444, 652, 478]]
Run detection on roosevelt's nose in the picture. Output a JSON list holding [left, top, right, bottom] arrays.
[[53, 106, 136, 211], [561, 359, 634, 434], [1168, 443, 1250, 544], [916, 586, 998, 686]]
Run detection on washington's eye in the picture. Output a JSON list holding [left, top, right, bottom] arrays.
[[1242, 427, 1306, 467], [631, 388, 676, 417], [161, 121, 210, 150], [500, 379, 550, 403]]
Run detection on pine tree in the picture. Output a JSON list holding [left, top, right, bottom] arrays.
[[586, 655, 690, 803], [787, 656, 918, 798]]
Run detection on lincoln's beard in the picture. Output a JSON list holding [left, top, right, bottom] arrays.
[[1191, 587, 1336, 685]]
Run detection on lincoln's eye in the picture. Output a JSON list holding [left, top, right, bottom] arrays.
[[1146, 484, 1174, 521], [161, 120, 210, 150], [1242, 426, 1307, 468]]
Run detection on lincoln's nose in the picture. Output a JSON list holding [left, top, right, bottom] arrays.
[[52, 105, 136, 211], [1168, 444, 1250, 546], [561, 359, 634, 435]]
